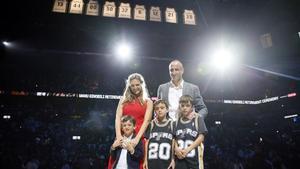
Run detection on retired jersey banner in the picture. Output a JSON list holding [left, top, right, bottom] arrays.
[[69, 0, 84, 14], [52, 0, 68, 13], [52, 0, 197, 25], [165, 8, 177, 24], [102, 1, 116, 17], [149, 6, 161, 22], [118, 3, 131, 19], [183, 10, 196, 25], [134, 5, 146, 21], [86, 0, 99, 16]]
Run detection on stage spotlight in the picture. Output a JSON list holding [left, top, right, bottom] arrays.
[[2, 41, 11, 47], [72, 136, 81, 140], [116, 43, 132, 59], [215, 121, 221, 125], [3, 115, 11, 119], [284, 114, 298, 119], [211, 48, 235, 71]]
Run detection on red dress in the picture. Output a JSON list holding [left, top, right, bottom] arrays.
[[107, 99, 147, 169], [122, 99, 147, 134]]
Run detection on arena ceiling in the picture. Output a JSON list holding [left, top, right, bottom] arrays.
[[1, 0, 299, 99]]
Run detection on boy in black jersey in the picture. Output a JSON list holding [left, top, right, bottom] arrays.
[[144, 99, 175, 169], [174, 95, 207, 169]]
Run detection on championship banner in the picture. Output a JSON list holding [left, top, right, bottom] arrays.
[[118, 3, 131, 19], [52, 0, 68, 13], [165, 7, 177, 23], [134, 5, 146, 21], [183, 10, 196, 25], [69, 0, 84, 14], [86, 0, 99, 16], [149, 6, 161, 22], [102, 1, 116, 17]]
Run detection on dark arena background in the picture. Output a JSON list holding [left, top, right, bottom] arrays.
[[1, 0, 300, 169]]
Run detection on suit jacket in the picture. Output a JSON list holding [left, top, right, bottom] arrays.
[[157, 81, 208, 118], [110, 136, 143, 169]]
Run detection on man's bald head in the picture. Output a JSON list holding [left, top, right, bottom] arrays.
[[169, 60, 184, 70], [169, 60, 184, 85]]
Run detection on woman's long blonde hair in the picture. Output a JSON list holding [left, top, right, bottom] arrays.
[[122, 73, 149, 105]]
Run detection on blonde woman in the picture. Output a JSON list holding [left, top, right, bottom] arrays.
[[108, 73, 153, 169]]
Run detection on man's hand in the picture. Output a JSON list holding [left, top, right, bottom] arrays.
[[175, 147, 185, 159], [181, 149, 189, 158]]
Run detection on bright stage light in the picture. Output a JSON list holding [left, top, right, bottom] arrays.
[[72, 136, 81, 140], [288, 92, 296, 97], [116, 43, 132, 59], [215, 121, 221, 125], [2, 41, 11, 47], [3, 115, 11, 119], [284, 114, 298, 119], [211, 48, 235, 71]]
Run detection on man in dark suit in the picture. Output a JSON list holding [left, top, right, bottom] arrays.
[[157, 59, 208, 120]]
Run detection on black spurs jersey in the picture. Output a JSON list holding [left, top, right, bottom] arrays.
[[145, 119, 174, 169], [174, 114, 207, 169]]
